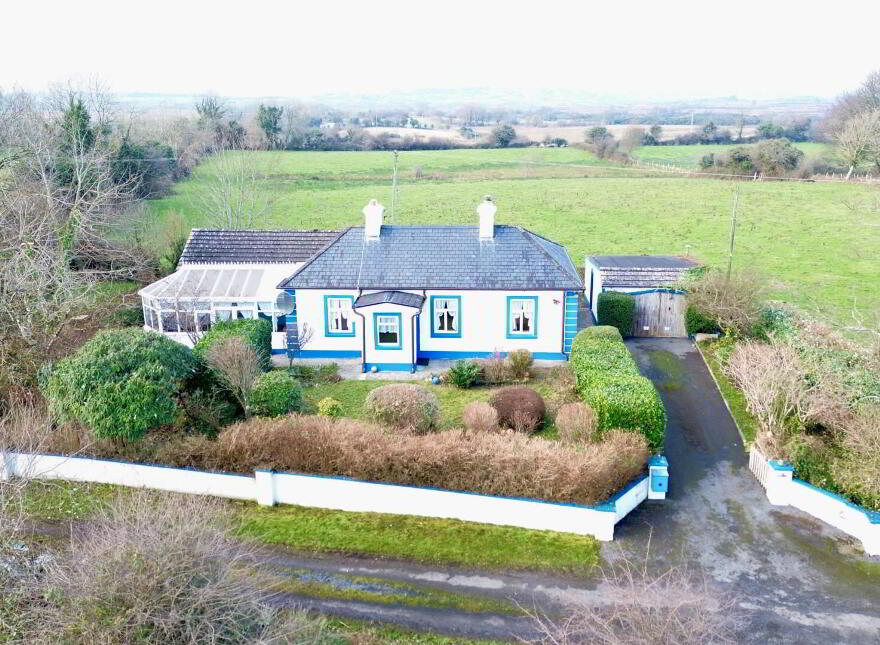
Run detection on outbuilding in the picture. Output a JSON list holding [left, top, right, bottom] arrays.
[[585, 255, 699, 337]]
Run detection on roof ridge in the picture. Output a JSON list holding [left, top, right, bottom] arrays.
[[520, 228, 583, 287]]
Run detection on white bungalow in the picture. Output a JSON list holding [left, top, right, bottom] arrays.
[[140, 199, 585, 372]]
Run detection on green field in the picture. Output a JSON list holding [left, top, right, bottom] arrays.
[[148, 148, 880, 328], [632, 142, 831, 168]]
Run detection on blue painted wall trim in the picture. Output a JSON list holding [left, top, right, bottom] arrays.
[[363, 362, 413, 372], [418, 350, 567, 361], [505, 295, 539, 339], [297, 349, 362, 358], [429, 295, 462, 338]]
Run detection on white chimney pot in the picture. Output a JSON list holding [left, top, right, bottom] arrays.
[[363, 199, 385, 239], [477, 196, 496, 239]]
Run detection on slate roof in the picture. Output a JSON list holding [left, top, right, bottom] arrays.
[[179, 229, 339, 265], [278, 226, 584, 291], [588, 255, 699, 288], [354, 291, 426, 309]]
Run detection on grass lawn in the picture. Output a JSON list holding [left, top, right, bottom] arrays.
[[237, 504, 599, 574], [148, 148, 880, 330], [631, 142, 830, 168], [697, 340, 759, 444], [303, 373, 567, 438]]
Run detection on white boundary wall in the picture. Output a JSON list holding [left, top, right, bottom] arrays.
[[2, 452, 663, 542], [749, 447, 880, 555]]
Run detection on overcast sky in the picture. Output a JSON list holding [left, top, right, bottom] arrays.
[[2, 0, 878, 102]]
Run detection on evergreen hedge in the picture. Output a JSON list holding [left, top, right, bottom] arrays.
[[685, 306, 720, 335], [570, 327, 666, 451], [596, 292, 635, 338], [250, 371, 303, 417], [194, 319, 272, 372], [42, 329, 201, 442]]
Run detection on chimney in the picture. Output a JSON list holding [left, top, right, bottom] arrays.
[[363, 199, 385, 240], [477, 195, 496, 240]]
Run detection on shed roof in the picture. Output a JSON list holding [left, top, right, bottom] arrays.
[[588, 255, 699, 270], [279, 225, 583, 291], [179, 229, 339, 265], [588, 255, 699, 289], [354, 291, 426, 309]]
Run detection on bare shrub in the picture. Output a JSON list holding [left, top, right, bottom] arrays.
[[205, 336, 261, 416], [529, 553, 741, 645], [556, 402, 599, 445], [211, 417, 649, 506], [832, 405, 880, 507], [480, 351, 512, 384], [461, 401, 498, 433], [507, 349, 534, 380], [28, 492, 327, 644], [489, 386, 546, 434], [683, 268, 765, 335], [364, 384, 439, 434]]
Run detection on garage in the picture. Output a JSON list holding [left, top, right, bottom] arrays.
[[585, 255, 699, 338]]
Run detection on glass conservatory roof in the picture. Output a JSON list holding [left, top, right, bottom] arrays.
[[139, 265, 295, 301]]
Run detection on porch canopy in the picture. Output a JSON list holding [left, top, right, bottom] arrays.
[[138, 264, 295, 334]]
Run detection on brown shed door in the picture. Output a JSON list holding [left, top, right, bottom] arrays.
[[632, 291, 687, 337]]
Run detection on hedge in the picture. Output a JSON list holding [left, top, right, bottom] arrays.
[[571, 327, 667, 451], [194, 319, 272, 372], [597, 292, 635, 338], [685, 306, 720, 335], [42, 329, 201, 442], [250, 371, 303, 417]]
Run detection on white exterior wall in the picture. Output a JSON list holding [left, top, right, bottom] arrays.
[[586, 262, 603, 319], [295, 288, 567, 361]]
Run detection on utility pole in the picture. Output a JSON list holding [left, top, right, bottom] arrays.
[[726, 187, 740, 281], [390, 150, 399, 224]]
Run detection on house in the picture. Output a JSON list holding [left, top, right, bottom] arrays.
[[278, 198, 584, 372], [138, 198, 584, 372], [585, 255, 699, 337], [137, 229, 338, 353]]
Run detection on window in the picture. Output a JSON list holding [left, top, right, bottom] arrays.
[[507, 296, 538, 338], [161, 312, 179, 333], [430, 296, 461, 337], [374, 313, 402, 349], [325, 295, 355, 336]]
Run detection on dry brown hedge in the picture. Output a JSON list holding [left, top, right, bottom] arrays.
[[207, 415, 649, 506]]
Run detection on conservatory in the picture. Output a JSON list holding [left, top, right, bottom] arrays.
[[138, 263, 295, 351]]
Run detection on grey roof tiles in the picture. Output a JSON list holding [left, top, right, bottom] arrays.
[[179, 229, 339, 265], [589, 255, 700, 288], [354, 291, 426, 308], [278, 225, 584, 291]]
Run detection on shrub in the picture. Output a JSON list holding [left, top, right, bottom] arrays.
[[250, 371, 303, 417], [204, 336, 262, 414], [488, 386, 546, 434], [195, 319, 272, 372], [318, 397, 343, 418], [365, 384, 439, 434], [447, 360, 481, 389], [288, 363, 341, 384], [685, 306, 720, 335], [581, 374, 667, 451], [461, 401, 498, 433], [597, 292, 635, 338], [211, 416, 650, 506], [507, 349, 533, 380], [683, 268, 765, 336], [556, 402, 598, 444], [571, 327, 667, 450], [479, 352, 512, 384], [42, 329, 200, 442]]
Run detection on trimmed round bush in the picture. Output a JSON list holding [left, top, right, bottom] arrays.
[[249, 371, 303, 417], [42, 328, 200, 442], [447, 360, 480, 389], [556, 402, 598, 445], [318, 397, 343, 418], [365, 384, 439, 434], [461, 401, 498, 433], [488, 386, 546, 433], [597, 291, 635, 338], [194, 319, 272, 372]]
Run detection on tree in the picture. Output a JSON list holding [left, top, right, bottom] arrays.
[[488, 124, 516, 148], [205, 336, 262, 416], [193, 150, 273, 228], [620, 126, 646, 153], [757, 122, 784, 139], [195, 94, 227, 124], [649, 124, 663, 140], [586, 126, 611, 143], [257, 104, 284, 149], [834, 109, 880, 178]]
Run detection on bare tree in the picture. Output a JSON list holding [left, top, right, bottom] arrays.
[[193, 150, 273, 228], [834, 109, 880, 178], [683, 268, 765, 336], [205, 336, 262, 415]]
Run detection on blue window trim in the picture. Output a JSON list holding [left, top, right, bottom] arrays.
[[506, 296, 539, 339], [429, 295, 462, 338], [323, 294, 355, 337], [373, 312, 403, 350]]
